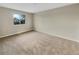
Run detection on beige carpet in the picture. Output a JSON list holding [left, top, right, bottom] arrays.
[[0, 31, 79, 55]]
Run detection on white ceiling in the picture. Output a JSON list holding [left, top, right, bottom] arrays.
[[0, 3, 73, 13]]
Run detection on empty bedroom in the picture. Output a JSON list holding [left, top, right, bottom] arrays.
[[0, 3, 79, 55]]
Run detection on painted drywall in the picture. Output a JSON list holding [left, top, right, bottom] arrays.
[[0, 7, 33, 38], [34, 4, 79, 42]]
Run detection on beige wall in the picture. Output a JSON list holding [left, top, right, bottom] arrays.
[[34, 4, 79, 42], [0, 7, 33, 38]]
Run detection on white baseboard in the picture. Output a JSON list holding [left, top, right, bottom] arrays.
[[35, 30, 79, 43], [52, 35, 79, 43], [0, 29, 33, 38]]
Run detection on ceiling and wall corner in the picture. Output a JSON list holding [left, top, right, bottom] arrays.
[[0, 3, 73, 13]]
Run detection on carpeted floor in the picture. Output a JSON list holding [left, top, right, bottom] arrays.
[[0, 31, 79, 55]]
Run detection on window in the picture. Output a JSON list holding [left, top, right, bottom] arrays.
[[13, 14, 25, 25]]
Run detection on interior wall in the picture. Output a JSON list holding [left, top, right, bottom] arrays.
[[0, 7, 33, 38], [34, 4, 79, 42]]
